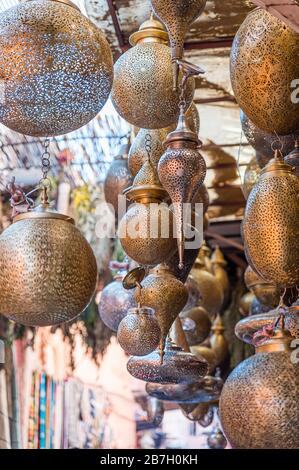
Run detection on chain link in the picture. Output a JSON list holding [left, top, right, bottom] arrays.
[[145, 133, 152, 163], [39, 138, 51, 189]]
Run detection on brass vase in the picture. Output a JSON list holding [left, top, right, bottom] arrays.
[[118, 160, 176, 266], [231, 8, 299, 135], [150, 0, 207, 89], [190, 251, 224, 317], [242, 152, 299, 287], [128, 102, 200, 177], [0, 204, 97, 326], [158, 109, 206, 269], [136, 263, 189, 357], [241, 111, 299, 167], [104, 145, 133, 214], [284, 141, 299, 177], [127, 338, 208, 384], [210, 315, 229, 366], [244, 265, 280, 309], [180, 306, 211, 346], [111, 16, 194, 129], [220, 327, 299, 449], [0, 0, 113, 137], [117, 307, 160, 356]]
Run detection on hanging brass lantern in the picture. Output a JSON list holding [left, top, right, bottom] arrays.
[[111, 16, 194, 129], [117, 306, 160, 356], [104, 145, 133, 214], [190, 251, 224, 317], [180, 306, 211, 346], [211, 246, 230, 309], [150, 0, 207, 89], [242, 152, 299, 287], [118, 158, 176, 266], [127, 338, 208, 384], [135, 263, 189, 357], [210, 315, 229, 366], [244, 265, 280, 309], [98, 264, 136, 332], [190, 344, 217, 373], [220, 326, 299, 449], [242, 155, 261, 199], [241, 111, 299, 167], [0, 0, 113, 137], [285, 141, 299, 177], [158, 106, 206, 269], [146, 375, 223, 404], [0, 203, 97, 326], [128, 102, 200, 177], [231, 8, 299, 135]]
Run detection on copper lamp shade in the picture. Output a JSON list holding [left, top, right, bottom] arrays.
[[0, 0, 113, 137]]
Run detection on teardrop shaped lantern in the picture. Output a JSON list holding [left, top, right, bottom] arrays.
[[98, 263, 136, 332], [127, 338, 208, 384], [220, 323, 299, 449], [128, 102, 200, 177], [284, 141, 299, 177], [231, 8, 299, 135], [118, 156, 177, 266], [135, 263, 189, 358], [241, 111, 299, 168], [111, 16, 195, 129], [117, 306, 160, 356], [0, 202, 97, 326], [104, 145, 133, 214], [151, 0, 207, 89], [242, 152, 299, 287], [158, 106, 206, 269], [0, 0, 113, 137]]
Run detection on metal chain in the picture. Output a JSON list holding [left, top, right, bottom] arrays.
[[39, 138, 51, 204], [145, 133, 152, 163]]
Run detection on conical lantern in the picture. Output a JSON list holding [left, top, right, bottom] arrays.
[[0, 0, 113, 137], [127, 338, 208, 384], [104, 145, 133, 214], [117, 307, 160, 356], [231, 8, 299, 135], [284, 141, 299, 177], [242, 152, 299, 287], [150, 0, 207, 89], [220, 326, 299, 449], [241, 111, 299, 168], [190, 251, 224, 317], [211, 247, 230, 309], [180, 306, 211, 346], [135, 263, 189, 357], [98, 264, 137, 332], [158, 108, 206, 269], [111, 16, 194, 129], [244, 265, 280, 309], [128, 102, 200, 177], [0, 203, 97, 326], [118, 158, 176, 266], [210, 315, 229, 366], [146, 375, 223, 404]]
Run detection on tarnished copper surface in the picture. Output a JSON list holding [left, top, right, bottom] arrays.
[[242, 153, 299, 287], [127, 339, 208, 384], [241, 111, 299, 167], [150, 0, 207, 89], [0, 0, 113, 137], [231, 8, 299, 135], [136, 263, 188, 355], [104, 149, 133, 214], [111, 17, 194, 129], [117, 307, 160, 356], [220, 332, 299, 448], [0, 205, 97, 326], [146, 375, 223, 404], [180, 306, 211, 346]]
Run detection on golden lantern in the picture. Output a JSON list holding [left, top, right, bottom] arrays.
[[231, 8, 299, 135], [220, 324, 299, 449], [111, 16, 194, 129], [158, 106, 206, 269], [239, 291, 255, 317], [128, 102, 200, 177], [242, 152, 299, 287], [211, 246, 230, 309], [190, 251, 224, 317], [190, 344, 217, 373], [104, 145, 133, 215], [117, 306, 160, 356], [0, 202, 97, 326], [0, 0, 113, 137], [150, 0, 207, 89], [244, 265, 280, 309], [242, 155, 261, 199], [210, 314, 229, 366], [180, 306, 211, 346], [118, 158, 177, 266]]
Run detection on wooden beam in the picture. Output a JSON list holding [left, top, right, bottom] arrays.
[[251, 0, 299, 33]]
